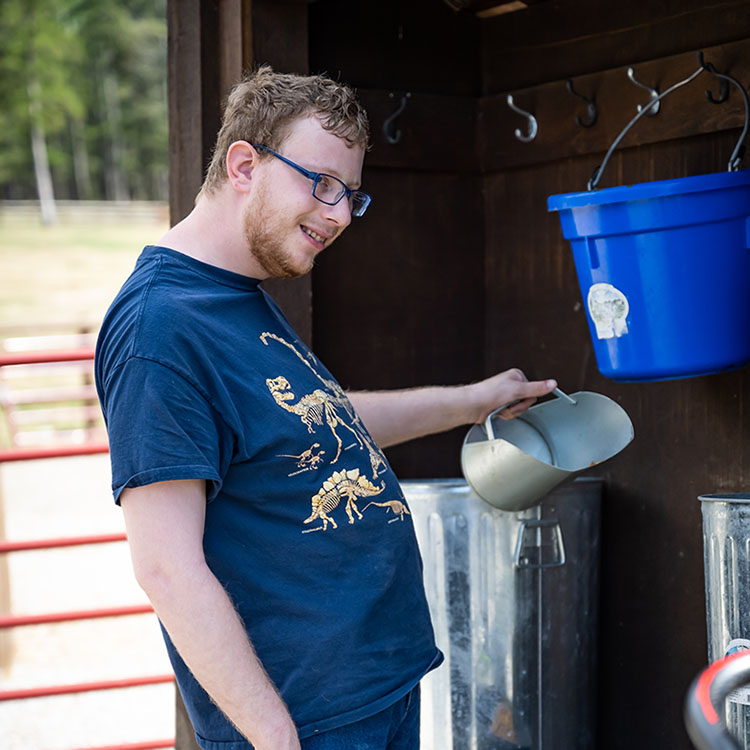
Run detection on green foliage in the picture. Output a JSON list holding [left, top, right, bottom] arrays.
[[0, 0, 167, 201]]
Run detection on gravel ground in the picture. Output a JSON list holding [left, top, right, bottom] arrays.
[[0, 455, 175, 750]]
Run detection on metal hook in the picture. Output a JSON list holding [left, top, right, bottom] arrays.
[[383, 92, 411, 145], [506, 94, 538, 142], [707, 79, 730, 104], [565, 79, 597, 127], [627, 67, 660, 116], [589, 53, 749, 190], [697, 51, 730, 103], [696, 51, 748, 169]]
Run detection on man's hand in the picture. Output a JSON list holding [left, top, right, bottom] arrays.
[[464, 369, 557, 423]]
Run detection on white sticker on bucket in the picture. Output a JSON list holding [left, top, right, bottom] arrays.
[[587, 283, 629, 339], [725, 639, 750, 705]]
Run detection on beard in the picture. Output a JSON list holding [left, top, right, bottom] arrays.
[[242, 185, 315, 279]]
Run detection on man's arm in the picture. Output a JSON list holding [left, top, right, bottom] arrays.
[[347, 368, 556, 448], [120, 479, 300, 750]]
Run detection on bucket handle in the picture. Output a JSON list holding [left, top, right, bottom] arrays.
[[588, 51, 750, 191]]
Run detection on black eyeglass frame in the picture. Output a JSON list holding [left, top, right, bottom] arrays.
[[254, 145, 371, 217]]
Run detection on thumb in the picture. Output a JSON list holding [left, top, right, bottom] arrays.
[[500, 379, 558, 420], [515, 378, 557, 399]]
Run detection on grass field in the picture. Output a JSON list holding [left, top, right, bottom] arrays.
[[0, 204, 170, 448], [0, 205, 169, 330]]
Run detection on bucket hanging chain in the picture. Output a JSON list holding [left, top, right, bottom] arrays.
[[588, 52, 750, 191]]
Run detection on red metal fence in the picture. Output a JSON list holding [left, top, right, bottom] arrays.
[[0, 348, 175, 750]]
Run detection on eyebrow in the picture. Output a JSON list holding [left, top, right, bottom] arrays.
[[282, 152, 361, 190], [312, 164, 361, 190]]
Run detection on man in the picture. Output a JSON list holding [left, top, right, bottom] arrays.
[[95, 66, 556, 750]]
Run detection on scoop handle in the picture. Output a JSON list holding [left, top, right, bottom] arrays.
[[553, 387, 577, 405], [483, 387, 576, 440], [484, 402, 513, 440]]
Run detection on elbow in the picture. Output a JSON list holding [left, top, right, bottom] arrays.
[[130, 556, 170, 599], [130, 548, 209, 606]]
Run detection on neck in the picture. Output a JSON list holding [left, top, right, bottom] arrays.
[[156, 185, 269, 279]]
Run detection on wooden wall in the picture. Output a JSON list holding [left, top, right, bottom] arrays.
[[169, 1, 750, 748], [478, 5, 750, 748]]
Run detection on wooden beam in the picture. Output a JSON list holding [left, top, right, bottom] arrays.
[[219, 0, 244, 101], [479, 39, 750, 175], [167, 0, 206, 225], [348, 39, 749, 178], [480, 0, 750, 92], [334, 39, 750, 181]]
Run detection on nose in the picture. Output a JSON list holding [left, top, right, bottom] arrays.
[[320, 196, 352, 229]]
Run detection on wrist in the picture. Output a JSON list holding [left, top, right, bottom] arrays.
[[458, 382, 486, 425], [247, 715, 299, 750]]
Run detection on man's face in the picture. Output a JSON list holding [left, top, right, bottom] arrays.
[[243, 115, 365, 279]]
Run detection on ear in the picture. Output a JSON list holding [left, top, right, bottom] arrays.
[[226, 141, 258, 193]]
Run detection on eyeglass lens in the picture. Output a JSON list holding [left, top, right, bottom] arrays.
[[313, 175, 346, 203], [350, 193, 369, 217], [313, 175, 369, 217]]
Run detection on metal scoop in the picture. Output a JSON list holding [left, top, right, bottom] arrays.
[[462, 388, 633, 511]]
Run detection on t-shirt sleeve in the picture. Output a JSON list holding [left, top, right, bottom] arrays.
[[100, 356, 230, 504]]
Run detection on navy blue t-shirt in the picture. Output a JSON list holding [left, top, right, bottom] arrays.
[[95, 246, 442, 748]]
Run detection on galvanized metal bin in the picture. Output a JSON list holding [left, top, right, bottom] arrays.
[[404, 478, 602, 750], [700, 493, 750, 749]]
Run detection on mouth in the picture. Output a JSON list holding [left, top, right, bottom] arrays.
[[301, 225, 329, 250]]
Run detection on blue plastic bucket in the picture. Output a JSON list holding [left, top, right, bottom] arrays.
[[548, 170, 750, 381]]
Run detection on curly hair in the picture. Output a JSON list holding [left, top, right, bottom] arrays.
[[199, 65, 370, 197]]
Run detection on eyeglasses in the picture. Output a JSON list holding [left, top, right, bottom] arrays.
[[254, 145, 371, 218]]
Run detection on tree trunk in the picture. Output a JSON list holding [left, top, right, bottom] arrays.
[[102, 71, 129, 201], [27, 78, 57, 226], [70, 117, 93, 200]]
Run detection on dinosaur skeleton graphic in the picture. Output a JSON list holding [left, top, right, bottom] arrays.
[[303, 468, 385, 531], [277, 443, 325, 473], [261, 333, 386, 477], [266, 376, 365, 464], [362, 500, 411, 522]]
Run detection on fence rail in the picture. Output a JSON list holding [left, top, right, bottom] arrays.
[[0, 200, 168, 224], [0, 604, 155, 629], [68, 741, 175, 750], [0, 674, 175, 702], [0, 533, 127, 553]]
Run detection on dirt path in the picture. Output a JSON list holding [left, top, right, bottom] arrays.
[[0, 455, 175, 750]]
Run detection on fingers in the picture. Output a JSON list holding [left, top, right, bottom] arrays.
[[521, 378, 558, 399], [498, 396, 538, 420], [474, 372, 557, 423], [501, 372, 556, 402], [505, 377, 557, 417]]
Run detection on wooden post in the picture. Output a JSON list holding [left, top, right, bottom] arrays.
[[175, 688, 200, 750], [0, 471, 13, 672]]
